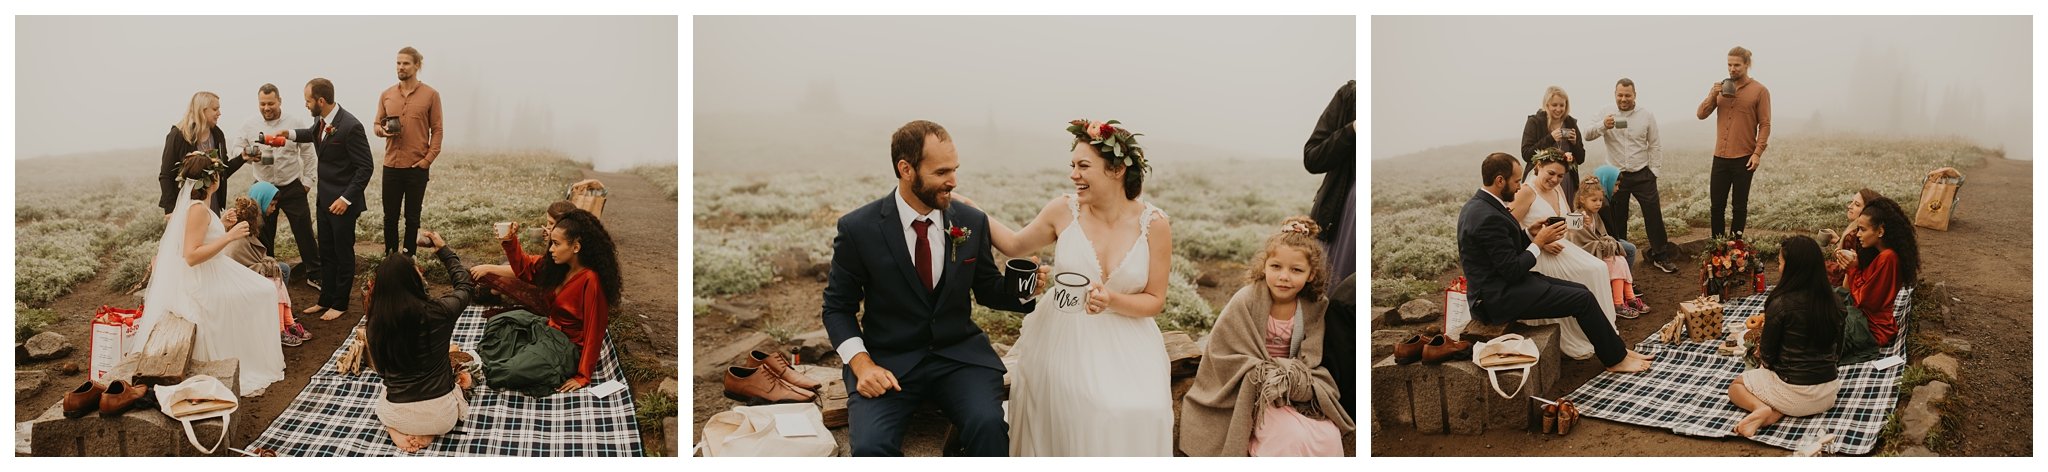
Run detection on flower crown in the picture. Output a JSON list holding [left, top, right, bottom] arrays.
[[1066, 119, 1150, 175], [1531, 147, 1575, 172], [184, 150, 228, 188]]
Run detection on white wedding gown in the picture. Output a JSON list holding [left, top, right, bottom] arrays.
[[131, 184, 286, 397], [1005, 195, 1173, 456], [1518, 179, 1619, 360]]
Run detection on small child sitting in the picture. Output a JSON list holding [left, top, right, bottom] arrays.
[[224, 192, 310, 346], [1566, 178, 1649, 318]]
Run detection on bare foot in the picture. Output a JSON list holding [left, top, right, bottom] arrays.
[[1628, 349, 1656, 360], [301, 305, 326, 315], [319, 309, 345, 321], [1734, 405, 1784, 437], [387, 427, 428, 453], [1605, 356, 1653, 373]]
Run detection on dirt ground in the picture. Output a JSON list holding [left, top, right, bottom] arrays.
[[15, 168, 681, 455], [1372, 157, 2032, 456]]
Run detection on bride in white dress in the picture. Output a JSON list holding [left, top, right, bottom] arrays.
[[976, 120, 1174, 456], [1510, 156, 1620, 360], [131, 152, 286, 397]]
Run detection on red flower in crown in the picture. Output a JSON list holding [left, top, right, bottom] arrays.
[[1096, 122, 1116, 139]]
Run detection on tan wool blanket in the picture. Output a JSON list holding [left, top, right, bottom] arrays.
[[1178, 285, 1353, 456]]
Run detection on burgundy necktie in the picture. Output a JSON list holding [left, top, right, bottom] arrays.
[[313, 116, 327, 141], [911, 218, 934, 291]]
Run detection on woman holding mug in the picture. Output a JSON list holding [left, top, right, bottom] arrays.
[[1521, 86, 1589, 203]]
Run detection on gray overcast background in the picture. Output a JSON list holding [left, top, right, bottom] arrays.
[[695, 16, 1355, 173], [1373, 16, 2031, 160], [16, 16, 677, 171]]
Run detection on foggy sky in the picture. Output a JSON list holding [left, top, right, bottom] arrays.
[[15, 16, 677, 171], [695, 16, 1355, 169], [1372, 16, 2031, 159]]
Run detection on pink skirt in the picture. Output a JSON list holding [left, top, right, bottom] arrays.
[[1603, 256, 1632, 283], [1248, 404, 1343, 457]]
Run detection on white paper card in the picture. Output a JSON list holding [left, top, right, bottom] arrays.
[[585, 379, 627, 398], [1870, 355, 1907, 370], [774, 413, 818, 437]]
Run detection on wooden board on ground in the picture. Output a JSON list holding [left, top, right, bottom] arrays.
[[134, 316, 196, 386]]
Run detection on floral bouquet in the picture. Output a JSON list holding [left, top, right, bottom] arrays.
[[1700, 237, 1766, 299]]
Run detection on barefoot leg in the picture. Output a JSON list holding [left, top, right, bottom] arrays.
[[387, 427, 433, 453], [1734, 405, 1778, 437], [1604, 355, 1652, 373]]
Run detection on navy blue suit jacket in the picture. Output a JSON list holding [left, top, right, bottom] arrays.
[[1456, 189, 1548, 324], [290, 106, 375, 215], [820, 192, 1035, 377]]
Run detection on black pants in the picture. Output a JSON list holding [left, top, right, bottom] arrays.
[[1607, 169, 1675, 262], [382, 167, 429, 255], [259, 181, 322, 279], [1323, 292, 1357, 417], [1494, 275, 1628, 367], [1708, 156, 1755, 238], [316, 207, 360, 311], [844, 354, 1008, 457]]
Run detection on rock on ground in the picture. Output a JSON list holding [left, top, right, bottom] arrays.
[[24, 332, 73, 361], [17, 370, 50, 397], [1397, 298, 1441, 324], [1921, 354, 1961, 380], [1900, 381, 1952, 446]]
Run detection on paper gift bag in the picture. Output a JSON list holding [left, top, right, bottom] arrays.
[[1443, 277, 1472, 339], [1677, 296, 1725, 342], [568, 179, 608, 218], [89, 305, 144, 382], [1915, 167, 1963, 231]]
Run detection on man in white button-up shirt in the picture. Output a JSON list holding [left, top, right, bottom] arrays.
[[1583, 78, 1679, 274], [233, 83, 323, 285]]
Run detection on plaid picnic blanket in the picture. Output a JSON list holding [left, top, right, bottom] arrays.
[[1565, 288, 1913, 455], [247, 306, 644, 456]]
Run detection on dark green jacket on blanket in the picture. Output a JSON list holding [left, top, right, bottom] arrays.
[[481, 310, 580, 397], [1835, 287, 1884, 366]]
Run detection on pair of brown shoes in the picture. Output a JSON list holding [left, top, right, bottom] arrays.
[[722, 350, 822, 405], [1541, 399, 1580, 435], [62, 380, 154, 418], [1397, 333, 1474, 364]]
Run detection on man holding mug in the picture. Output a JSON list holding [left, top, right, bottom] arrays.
[[1584, 78, 1679, 274], [1697, 46, 1773, 239], [236, 83, 323, 288], [374, 46, 445, 256]]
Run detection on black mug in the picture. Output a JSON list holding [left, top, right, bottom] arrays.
[[1003, 259, 1039, 299], [384, 116, 402, 134]]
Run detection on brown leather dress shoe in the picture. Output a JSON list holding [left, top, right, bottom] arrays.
[[741, 350, 822, 390], [63, 381, 106, 419], [723, 366, 815, 405], [1394, 334, 1426, 365], [1421, 334, 1474, 364], [99, 380, 151, 416]]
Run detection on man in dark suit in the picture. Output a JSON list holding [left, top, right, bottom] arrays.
[[1458, 152, 1650, 372], [285, 78, 376, 322], [820, 120, 1035, 456]]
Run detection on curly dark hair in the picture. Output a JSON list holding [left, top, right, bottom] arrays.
[[1856, 196, 1920, 285], [536, 209, 621, 307]]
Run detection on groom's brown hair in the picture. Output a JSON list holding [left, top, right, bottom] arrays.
[[890, 120, 951, 179]]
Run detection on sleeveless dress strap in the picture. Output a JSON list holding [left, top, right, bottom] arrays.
[[1064, 193, 1082, 223], [1136, 202, 1166, 239]]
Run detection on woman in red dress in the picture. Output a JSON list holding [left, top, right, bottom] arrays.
[[501, 209, 622, 392], [1837, 197, 1919, 347]]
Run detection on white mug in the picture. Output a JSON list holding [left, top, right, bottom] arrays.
[[1566, 212, 1585, 231], [493, 222, 513, 239], [1050, 272, 1091, 315]]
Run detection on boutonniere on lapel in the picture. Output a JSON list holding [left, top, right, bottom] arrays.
[[946, 224, 971, 262], [323, 124, 337, 140]]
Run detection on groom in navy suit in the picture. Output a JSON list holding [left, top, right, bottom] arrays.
[[821, 120, 1035, 456], [1458, 152, 1649, 372], [285, 78, 376, 322]]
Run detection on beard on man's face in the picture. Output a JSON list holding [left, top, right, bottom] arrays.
[[912, 172, 950, 210]]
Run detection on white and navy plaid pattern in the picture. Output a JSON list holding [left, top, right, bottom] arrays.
[[1566, 288, 1912, 455], [247, 307, 644, 456]]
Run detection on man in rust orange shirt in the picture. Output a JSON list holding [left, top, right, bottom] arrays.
[[1697, 46, 1771, 239], [374, 46, 444, 255]]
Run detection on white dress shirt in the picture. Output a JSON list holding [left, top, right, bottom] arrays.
[[235, 115, 317, 188], [836, 188, 946, 363], [1581, 106, 1662, 175]]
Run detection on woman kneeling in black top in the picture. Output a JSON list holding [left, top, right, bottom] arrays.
[[367, 230, 475, 453], [1728, 235, 1846, 437]]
